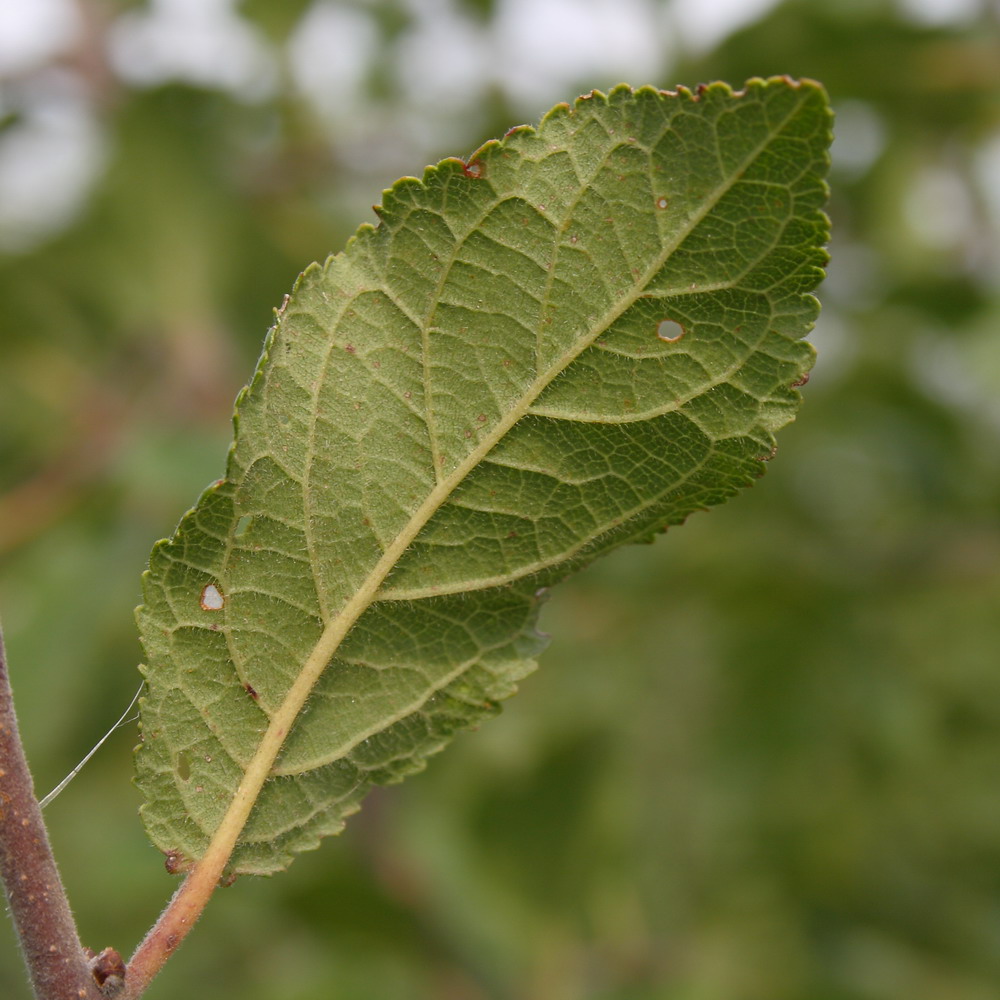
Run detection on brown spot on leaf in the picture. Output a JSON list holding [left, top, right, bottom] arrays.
[[791, 372, 810, 388]]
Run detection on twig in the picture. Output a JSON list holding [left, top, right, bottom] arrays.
[[0, 627, 104, 1000], [120, 866, 221, 1000], [120, 707, 293, 996]]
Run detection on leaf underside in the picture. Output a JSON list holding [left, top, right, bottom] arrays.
[[136, 78, 831, 877]]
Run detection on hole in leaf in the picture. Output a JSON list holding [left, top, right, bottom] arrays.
[[200, 583, 225, 611], [656, 319, 685, 342], [656, 196, 668, 209]]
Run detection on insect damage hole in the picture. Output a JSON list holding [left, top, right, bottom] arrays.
[[200, 583, 225, 611], [656, 319, 686, 343]]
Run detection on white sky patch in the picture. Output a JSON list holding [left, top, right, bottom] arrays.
[[0, 71, 105, 252], [895, 0, 983, 26], [107, 0, 276, 100], [974, 129, 1000, 254], [0, 0, 81, 76], [904, 164, 975, 250], [908, 325, 1000, 436], [287, 2, 379, 121], [669, 0, 782, 53], [494, 0, 664, 111], [818, 238, 883, 311], [806, 311, 857, 387], [831, 100, 887, 178], [394, 1, 492, 113]]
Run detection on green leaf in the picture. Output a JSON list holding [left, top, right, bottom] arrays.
[[135, 79, 831, 877]]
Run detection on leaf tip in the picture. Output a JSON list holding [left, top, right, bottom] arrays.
[[503, 122, 532, 139], [571, 88, 609, 110]]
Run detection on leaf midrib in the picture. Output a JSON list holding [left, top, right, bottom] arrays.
[[198, 87, 809, 874]]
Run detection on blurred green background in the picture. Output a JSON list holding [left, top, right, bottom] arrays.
[[2, 1, 1000, 998]]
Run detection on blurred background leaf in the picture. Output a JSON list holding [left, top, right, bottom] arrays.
[[1, 1, 999, 998]]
